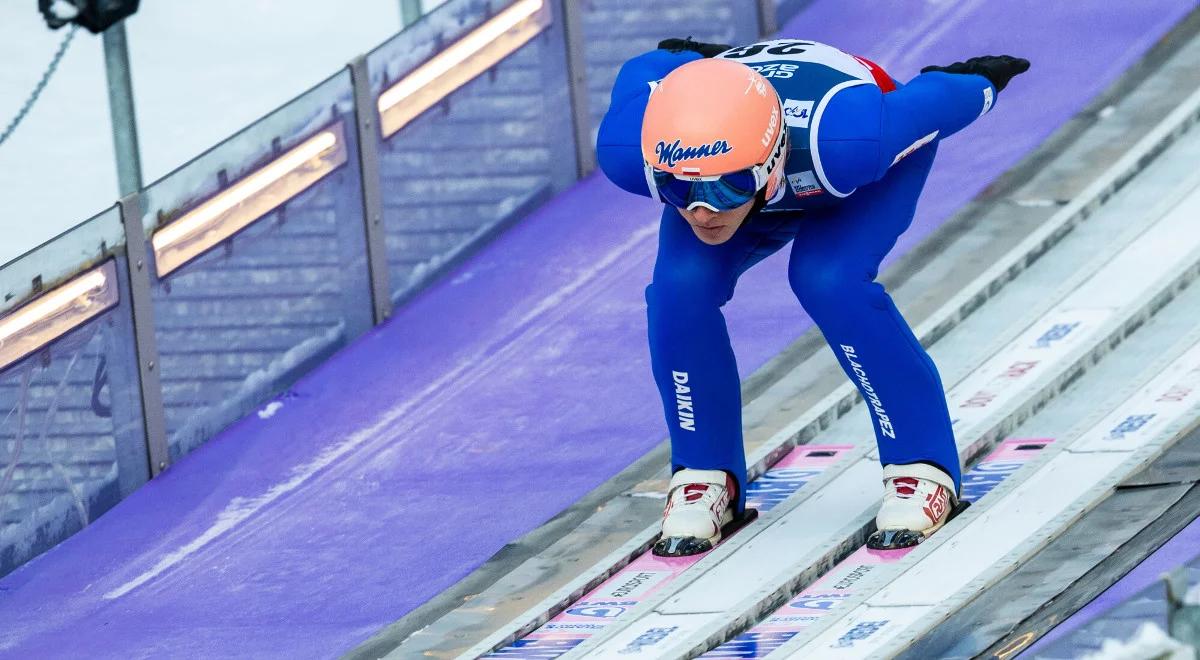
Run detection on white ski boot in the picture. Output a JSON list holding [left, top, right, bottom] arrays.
[[652, 468, 734, 557], [867, 463, 964, 550]]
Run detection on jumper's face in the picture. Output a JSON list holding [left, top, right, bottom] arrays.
[[676, 198, 756, 245]]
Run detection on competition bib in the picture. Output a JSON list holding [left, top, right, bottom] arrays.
[[718, 40, 891, 209]]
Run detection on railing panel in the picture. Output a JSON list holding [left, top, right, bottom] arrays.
[[578, 0, 763, 142], [0, 207, 149, 578], [367, 0, 578, 305], [137, 70, 373, 461]]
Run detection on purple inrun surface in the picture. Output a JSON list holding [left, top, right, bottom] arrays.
[[0, 2, 1193, 658], [1021, 513, 1200, 656]]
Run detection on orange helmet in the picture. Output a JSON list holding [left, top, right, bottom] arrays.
[[641, 58, 787, 211]]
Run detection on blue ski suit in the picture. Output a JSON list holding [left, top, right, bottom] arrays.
[[596, 40, 999, 512]]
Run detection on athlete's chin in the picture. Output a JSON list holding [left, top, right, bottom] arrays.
[[693, 226, 733, 244]]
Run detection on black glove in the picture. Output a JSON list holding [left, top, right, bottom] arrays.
[[921, 55, 1030, 92], [658, 37, 732, 59]]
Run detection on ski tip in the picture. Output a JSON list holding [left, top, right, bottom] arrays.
[[652, 535, 714, 557], [866, 528, 925, 550], [867, 501, 970, 550], [650, 509, 760, 557]]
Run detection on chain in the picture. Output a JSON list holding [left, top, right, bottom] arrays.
[[0, 24, 80, 149]]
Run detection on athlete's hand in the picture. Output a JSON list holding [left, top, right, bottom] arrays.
[[921, 55, 1030, 92], [658, 37, 732, 59]]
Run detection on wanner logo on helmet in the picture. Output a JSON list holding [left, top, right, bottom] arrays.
[[656, 139, 733, 168]]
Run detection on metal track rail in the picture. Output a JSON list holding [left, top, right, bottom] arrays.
[[778, 331, 1200, 658], [722, 258, 1200, 658]]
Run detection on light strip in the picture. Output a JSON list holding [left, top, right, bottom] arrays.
[[377, 0, 549, 137], [151, 121, 348, 278], [0, 261, 119, 372]]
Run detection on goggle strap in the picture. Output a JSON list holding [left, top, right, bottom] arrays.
[[643, 162, 663, 203]]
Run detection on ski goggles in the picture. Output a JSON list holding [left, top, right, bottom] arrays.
[[647, 168, 762, 212], [644, 126, 788, 212]]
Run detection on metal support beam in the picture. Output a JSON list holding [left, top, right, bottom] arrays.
[[119, 193, 170, 476], [756, 0, 779, 36], [399, 0, 423, 27], [349, 56, 394, 324], [102, 21, 143, 196], [559, 0, 594, 177]]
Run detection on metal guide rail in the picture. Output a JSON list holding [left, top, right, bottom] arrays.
[[461, 85, 1200, 660], [717, 275, 1200, 659], [564, 158, 1200, 658], [694, 437, 1057, 659], [482, 444, 852, 658], [777, 332, 1200, 659], [482, 441, 1052, 660]]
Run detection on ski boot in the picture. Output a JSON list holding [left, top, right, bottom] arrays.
[[867, 463, 969, 550], [652, 468, 736, 557]]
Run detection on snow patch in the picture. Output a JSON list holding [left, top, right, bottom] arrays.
[[169, 321, 344, 456], [1082, 622, 1194, 660], [257, 401, 284, 419]]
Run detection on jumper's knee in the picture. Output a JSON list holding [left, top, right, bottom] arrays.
[[646, 260, 735, 318], [788, 255, 888, 318]]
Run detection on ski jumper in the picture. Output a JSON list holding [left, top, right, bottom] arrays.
[[597, 40, 998, 512]]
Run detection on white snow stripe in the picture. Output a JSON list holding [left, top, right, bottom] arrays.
[[104, 222, 659, 601]]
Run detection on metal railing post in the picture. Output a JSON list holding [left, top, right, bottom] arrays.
[[118, 193, 170, 475], [103, 21, 143, 195], [349, 55, 394, 324], [757, 0, 779, 36], [558, 0, 594, 178], [399, 0, 423, 27]]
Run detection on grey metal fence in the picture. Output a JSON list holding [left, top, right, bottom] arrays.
[[0, 0, 801, 577], [0, 207, 149, 575]]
